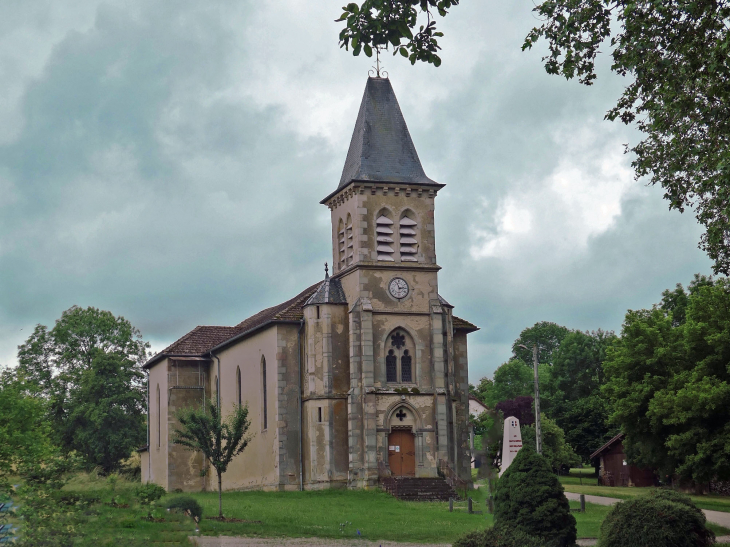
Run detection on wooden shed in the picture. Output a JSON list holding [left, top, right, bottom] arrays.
[[590, 433, 656, 487]]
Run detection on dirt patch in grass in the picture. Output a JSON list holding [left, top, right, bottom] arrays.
[[206, 517, 263, 524]]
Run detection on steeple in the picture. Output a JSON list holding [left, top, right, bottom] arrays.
[[336, 77, 439, 192]]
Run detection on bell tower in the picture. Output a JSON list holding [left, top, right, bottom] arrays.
[[322, 76, 465, 489]]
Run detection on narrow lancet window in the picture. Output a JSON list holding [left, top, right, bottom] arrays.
[[401, 350, 413, 383], [345, 214, 354, 266], [386, 349, 398, 382], [262, 356, 268, 430]]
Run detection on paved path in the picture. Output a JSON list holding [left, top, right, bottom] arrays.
[[192, 537, 449, 547], [565, 492, 730, 544]]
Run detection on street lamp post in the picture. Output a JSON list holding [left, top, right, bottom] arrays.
[[519, 343, 542, 455]]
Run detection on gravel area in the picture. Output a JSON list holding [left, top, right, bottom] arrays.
[[191, 537, 450, 547]]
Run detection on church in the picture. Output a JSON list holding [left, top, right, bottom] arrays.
[[140, 76, 478, 492]]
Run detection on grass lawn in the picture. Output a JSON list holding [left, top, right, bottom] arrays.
[[558, 479, 730, 514], [3, 472, 722, 545]]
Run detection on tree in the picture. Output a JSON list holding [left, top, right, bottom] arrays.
[[338, 3, 730, 275], [494, 447, 577, 547], [521, 414, 582, 473], [603, 276, 730, 484], [496, 396, 535, 427], [14, 306, 149, 471], [172, 403, 251, 518], [64, 351, 146, 473], [524, 1, 730, 275], [512, 322, 570, 367], [0, 372, 54, 487], [491, 359, 533, 404], [335, 1, 459, 67], [548, 330, 618, 461]]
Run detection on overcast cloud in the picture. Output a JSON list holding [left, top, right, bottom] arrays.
[[0, 0, 712, 380]]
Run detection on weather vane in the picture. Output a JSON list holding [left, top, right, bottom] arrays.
[[369, 47, 388, 79]]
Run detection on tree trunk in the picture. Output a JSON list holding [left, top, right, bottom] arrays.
[[218, 471, 223, 518]]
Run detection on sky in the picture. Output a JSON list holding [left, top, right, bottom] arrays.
[[0, 0, 713, 381]]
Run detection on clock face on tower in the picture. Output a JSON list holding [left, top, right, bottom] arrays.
[[388, 277, 409, 300]]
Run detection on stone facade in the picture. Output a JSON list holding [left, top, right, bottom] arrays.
[[140, 76, 478, 492]]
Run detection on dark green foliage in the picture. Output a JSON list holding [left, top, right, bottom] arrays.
[[453, 523, 547, 547], [335, 1, 459, 67], [521, 415, 581, 472], [603, 276, 730, 483], [494, 448, 576, 547], [599, 490, 715, 547], [135, 483, 166, 506], [548, 330, 617, 462], [524, 2, 730, 275], [495, 396, 534, 427], [512, 322, 570, 367], [14, 306, 149, 473], [173, 403, 251, 518], [164, 496, 203, 522]]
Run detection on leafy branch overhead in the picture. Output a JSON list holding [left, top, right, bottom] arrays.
[[336, 1, 459, 66], [523, 0, 730, 275]]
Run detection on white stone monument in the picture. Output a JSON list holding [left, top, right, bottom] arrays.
[[499, 416, 523, 477]]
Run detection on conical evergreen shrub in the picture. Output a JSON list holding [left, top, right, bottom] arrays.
[[494, 447, 576, 547]]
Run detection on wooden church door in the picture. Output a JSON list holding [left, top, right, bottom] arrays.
[[388, 430, 416, 476]]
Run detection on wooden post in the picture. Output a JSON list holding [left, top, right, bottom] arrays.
[[468, 497, 473, 514], [449, 498, 453, 512], [580, 494, 585, 513]]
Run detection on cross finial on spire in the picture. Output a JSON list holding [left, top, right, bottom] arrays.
[[324, 262, 329, 277], [368, 47, 388, 79]]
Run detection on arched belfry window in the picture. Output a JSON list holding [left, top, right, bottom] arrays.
[[376, 210, 395, 261], [345, 214, 354, 266], [236, 366, 242, 407], [385, 329, 415, 384], [337, 218, 345, 270], [399, 211, 418, 262]]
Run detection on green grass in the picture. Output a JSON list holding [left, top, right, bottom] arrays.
[[558, 480, 730, 514], [5, 472, 725, 545]]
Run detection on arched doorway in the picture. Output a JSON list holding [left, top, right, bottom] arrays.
[[388, 428, 415, 476], [387, 405, 417, 477]]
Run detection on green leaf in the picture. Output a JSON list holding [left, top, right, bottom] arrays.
[[400, 47, 409, 57], [399, 23, 413, 40], [364, 44, 373, 57], [433, 55, 442, 67]]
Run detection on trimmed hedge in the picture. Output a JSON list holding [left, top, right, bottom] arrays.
[[453, 524, 548, 547], [494, 447, 576, 547], [599, 489, 715, 547]]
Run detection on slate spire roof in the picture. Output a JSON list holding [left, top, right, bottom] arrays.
[[304, 270, 348, 306], [336, 77, 440, 191]]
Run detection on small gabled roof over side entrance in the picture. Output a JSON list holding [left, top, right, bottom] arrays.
[[590, 432, 625, 460]]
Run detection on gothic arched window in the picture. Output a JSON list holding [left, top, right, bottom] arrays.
[[385, 328, 415, 384], [345, 214, 354, 266]]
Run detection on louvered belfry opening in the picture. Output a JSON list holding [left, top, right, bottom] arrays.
[[345, 214, 354, 266], [376, 212, 395, 261], [399, 213, 418, 262], [337, 218, 346, 270]]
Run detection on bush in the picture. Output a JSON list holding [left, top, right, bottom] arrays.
[[453, 524, 547, 547], [599, 490, 715, 547], [494, 447, 576, 547], [164, 496, 203, 522], [134, 483, 166, 505]]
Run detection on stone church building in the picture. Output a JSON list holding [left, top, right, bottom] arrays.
[[140, 77, 478, 492]]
